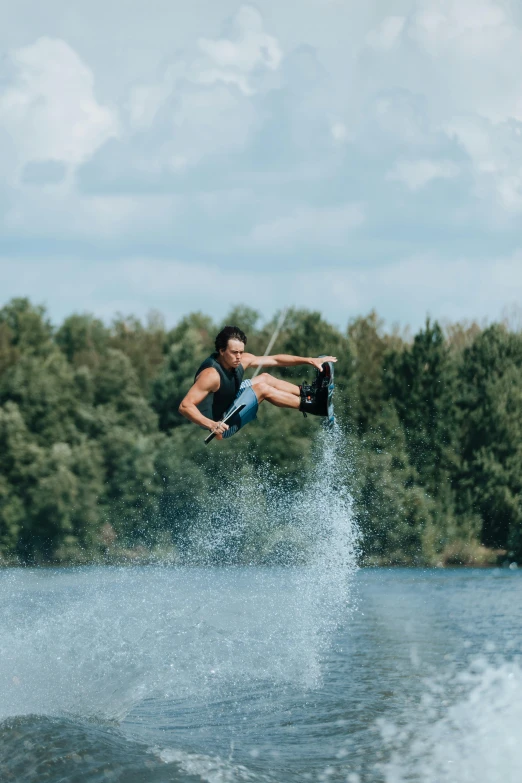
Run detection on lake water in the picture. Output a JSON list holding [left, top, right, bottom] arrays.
[[1, 565, 521, 783]]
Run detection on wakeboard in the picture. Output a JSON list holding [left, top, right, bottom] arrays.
[[317, 357, 335, 429]]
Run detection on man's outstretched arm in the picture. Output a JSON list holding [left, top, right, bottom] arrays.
[[243, 354, 337, 372]]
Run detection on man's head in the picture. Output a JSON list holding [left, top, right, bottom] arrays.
[[215, 325, 247, 369]]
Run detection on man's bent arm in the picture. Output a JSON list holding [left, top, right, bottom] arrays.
[[179, 370, 220, 431]]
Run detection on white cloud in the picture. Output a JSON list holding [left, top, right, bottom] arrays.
[[406, 0, 522, 124], [197, 5, 282, 95], [248, 203, 365, 250], [351, 0, 522, 220], [331, 122, 349, 143], [445, 118, 493, 169], [388, 158, 460, 191], [409, 0, 510, 55], [199, 6, 282, 71], [496, 176, 522, 213], [127, 62, 188, 131], [366, 16, 405, 51], [446, 116, 522, 214], [3, 187, 179, 240], [121, 5, 282, 176], [372, 253, 522, 327], [172, 84, 257, 163], [0, 37, 118, 176], [197, 68, 254, 96]]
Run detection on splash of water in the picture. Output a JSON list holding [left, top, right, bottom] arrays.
[[181, 423, 360, 680], [0, 424, 359, 721]]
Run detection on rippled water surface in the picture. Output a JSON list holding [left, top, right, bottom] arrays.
[[1, 565, 521, 783]]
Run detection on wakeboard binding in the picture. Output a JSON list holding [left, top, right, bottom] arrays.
[[316, 357, 335, 428], [299, 357, 335, 427]]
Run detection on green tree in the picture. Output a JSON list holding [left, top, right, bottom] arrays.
[[24, 442, 80, 561], [0, 298, 53, 357], [93, 348, 158, 434], [109, 311, 167, 392], [0, 402, 35, 556], [0, 402, 96, 562], [0, 352, 80, 445], [347, 311, 391, 434], [66, 439, 105, 553], [154, 429, 210, 544], [55, 313, 109, 369], [458, 325, 522, 550], [354, 403, 436, 564], [166, 312, 215, 352], [100, 426, 162, 545], [223, 305, 261, 339], [384, 319, 458, 499]]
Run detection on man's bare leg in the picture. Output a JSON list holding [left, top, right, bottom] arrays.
[[251, 377, 301, 409], [251, 372, 300, 398]]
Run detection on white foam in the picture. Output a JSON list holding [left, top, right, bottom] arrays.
[[380, 657, 522, 783], [156, 746, 264, 783]]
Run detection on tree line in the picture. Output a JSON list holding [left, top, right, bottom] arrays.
[[0, 297, 520, 566]]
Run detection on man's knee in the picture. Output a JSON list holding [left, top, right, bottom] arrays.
[[256, 372, 274, 385], [253, 379, 270, 401]]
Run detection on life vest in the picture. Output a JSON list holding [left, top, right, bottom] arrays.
[[194, 353, 244, 421]]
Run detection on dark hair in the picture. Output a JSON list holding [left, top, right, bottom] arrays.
[[215, 325, 247, 353]]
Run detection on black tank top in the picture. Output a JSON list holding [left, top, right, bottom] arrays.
[[194, 353, 244, 421]]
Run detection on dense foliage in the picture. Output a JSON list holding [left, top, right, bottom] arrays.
[[0, 298, 520, 566]]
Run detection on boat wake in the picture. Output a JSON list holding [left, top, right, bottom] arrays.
[[379, 656, 522, 783]]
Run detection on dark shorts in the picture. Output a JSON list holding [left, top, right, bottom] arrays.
[[222, 380, 259, 439]]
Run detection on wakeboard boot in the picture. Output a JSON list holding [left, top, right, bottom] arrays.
[[299, 382, 328, 417]]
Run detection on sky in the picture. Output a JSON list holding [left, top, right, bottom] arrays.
[[2, 0, 522, 332]]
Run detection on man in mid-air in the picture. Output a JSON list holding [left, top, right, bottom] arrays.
[[179, 325, 337, 439]]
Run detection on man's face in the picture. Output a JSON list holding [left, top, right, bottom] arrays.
[[220, 338, 245, 369]]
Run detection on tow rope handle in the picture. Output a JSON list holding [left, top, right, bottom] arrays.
[[204, 404, 246, 445]]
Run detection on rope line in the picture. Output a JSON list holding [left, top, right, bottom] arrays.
[[251, 307, 289, 378]]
